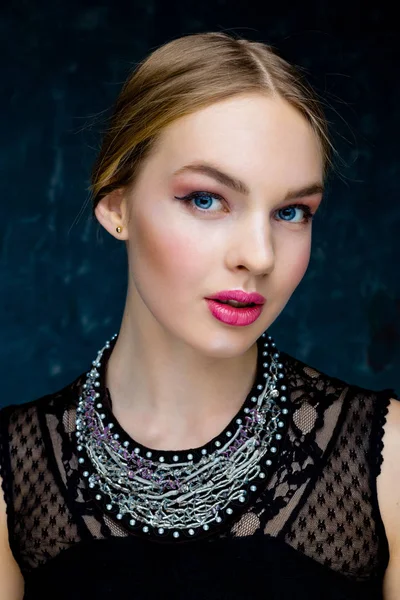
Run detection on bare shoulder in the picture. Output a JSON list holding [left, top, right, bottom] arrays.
[[377, 398, 400, 599], [0, 475, 24, 599]]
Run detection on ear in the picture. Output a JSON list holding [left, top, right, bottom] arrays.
[[94, 188, 129, 240]]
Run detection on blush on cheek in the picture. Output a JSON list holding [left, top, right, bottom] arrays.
[[134, 213, 203, 287], [297, 249, 312, 279], [282, 243, 312, 286]]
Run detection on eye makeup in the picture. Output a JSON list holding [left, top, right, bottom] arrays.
[[174, 190, 316, 225]]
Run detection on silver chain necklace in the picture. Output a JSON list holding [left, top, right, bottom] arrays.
[[75, 331, 290, 542]]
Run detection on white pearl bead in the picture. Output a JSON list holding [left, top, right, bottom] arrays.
[[173, 531, 180, 538]]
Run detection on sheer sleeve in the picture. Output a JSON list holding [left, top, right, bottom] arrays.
[[369, 388, 399, 477], [0, 405, 21, 565]]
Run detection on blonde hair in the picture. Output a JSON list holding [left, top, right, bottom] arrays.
[[90, 32, 333, 215]]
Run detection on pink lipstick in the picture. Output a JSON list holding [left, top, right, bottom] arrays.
[[205, 289, 266, 326]]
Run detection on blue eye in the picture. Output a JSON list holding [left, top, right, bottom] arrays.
[[174, 191, 223, 212], [174, 192, 314, 224], [277, 204, 314, 224]]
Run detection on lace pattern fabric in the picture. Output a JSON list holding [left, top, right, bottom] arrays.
[[0, 349, 397, 586]]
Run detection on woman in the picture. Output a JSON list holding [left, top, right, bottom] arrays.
[[0, 31, 399, 600]]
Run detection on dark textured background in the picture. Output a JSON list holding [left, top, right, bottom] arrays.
[[1, 1, 399, 406]]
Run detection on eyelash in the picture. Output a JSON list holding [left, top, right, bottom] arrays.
[[174, 191, 315, 224]]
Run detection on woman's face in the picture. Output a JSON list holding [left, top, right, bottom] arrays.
[[110, 93, 324, 357]]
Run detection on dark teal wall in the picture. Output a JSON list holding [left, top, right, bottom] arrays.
[[1, 2, 399, 405]]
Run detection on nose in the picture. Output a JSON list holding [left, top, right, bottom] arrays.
[[227, 212, 275, 277]]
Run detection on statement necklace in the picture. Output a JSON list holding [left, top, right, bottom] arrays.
[[75, 331, 290, 542]]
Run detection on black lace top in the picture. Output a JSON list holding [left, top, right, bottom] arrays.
[[0, 339, 398, 600]]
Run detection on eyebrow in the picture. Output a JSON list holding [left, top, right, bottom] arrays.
[[173, 161, 324, 201]]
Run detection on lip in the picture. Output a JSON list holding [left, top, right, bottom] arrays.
[[205, 299, 263, 326], [205, 289, 266, 305]]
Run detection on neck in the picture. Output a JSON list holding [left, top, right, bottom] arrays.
[[105, 303, 259, 450]]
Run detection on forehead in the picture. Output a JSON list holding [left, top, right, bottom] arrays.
[[147, 93, 324, 190]]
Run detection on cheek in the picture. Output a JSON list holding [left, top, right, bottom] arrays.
[[279, 236, 312, 289], [130, 212, 208, 291]]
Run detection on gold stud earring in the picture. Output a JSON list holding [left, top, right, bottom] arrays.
[[116, 226, 122, 233]]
